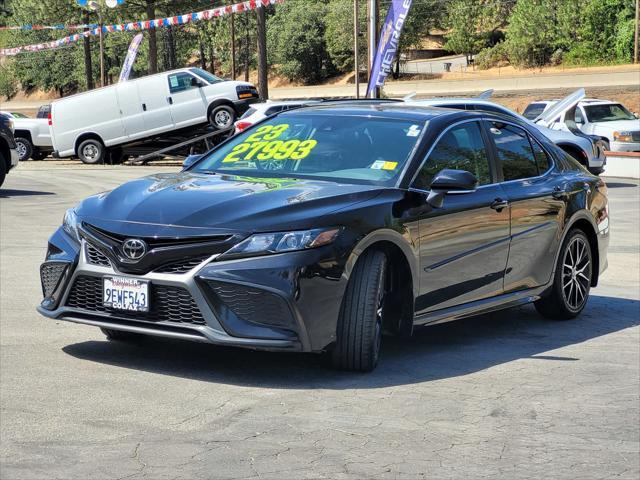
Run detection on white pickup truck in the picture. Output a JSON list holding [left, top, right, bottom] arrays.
[[0, 111, 52, 161], [524, 99, 640, 152], [50, 67, 259, 164]]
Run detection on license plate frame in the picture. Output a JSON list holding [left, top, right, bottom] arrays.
[[103, 276, 150, 313]]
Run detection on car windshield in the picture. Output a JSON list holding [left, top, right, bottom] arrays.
[[190, 67, 223, 84], [192, 113, 424, 186], [584, 104, 635, 122], [11, 112, 28, 118]]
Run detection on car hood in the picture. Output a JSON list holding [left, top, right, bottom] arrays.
[[591, 119, 640, 132], [77, 172, 383, 236]]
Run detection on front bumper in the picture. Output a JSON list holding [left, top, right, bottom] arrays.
[[611, 141, 640, 153], [37, 228, 348, 352]]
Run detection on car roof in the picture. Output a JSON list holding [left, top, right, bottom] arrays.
[[279, 103, 467, 122], [411, 98, 510, 108]]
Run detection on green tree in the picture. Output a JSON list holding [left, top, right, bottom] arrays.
[[267, 1, 332, 84]]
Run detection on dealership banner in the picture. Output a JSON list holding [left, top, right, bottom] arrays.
[[0, 0, 284, 56], [118, 33, 144, 82], [366, 0, 414, 97]]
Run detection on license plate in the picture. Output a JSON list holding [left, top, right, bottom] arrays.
[[103, 276, 149, 312]]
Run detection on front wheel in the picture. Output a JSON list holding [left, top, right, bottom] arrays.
[[331, 250, 387, 372], [535, 230, 593, 319], [15, 137, 33, 161], [77, 138, 105, 164], [209, 105, 236, 130]]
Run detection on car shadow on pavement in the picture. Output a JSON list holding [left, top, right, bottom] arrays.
[[0, 189, 55, 198], [62, 295, 639, 389]]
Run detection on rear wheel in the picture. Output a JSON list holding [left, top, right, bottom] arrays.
[[15, 137, 33, 161], [331, 250, 387, 372], [31, 149, 47, 161], [78, 138, 105, 164], [535, 229, 593, 319], [209, 105, 236, 130], [100, 328, 143, 342]]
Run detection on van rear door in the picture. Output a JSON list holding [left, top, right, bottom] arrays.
[[116, 81, 146, 138], [138, 75, 175, 135], [166, 71, 208, 127]]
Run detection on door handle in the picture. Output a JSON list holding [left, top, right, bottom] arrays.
[[490, 198, 509, 212], [552, 186, 567, 199], [142, 103, 147, 111], [167, 96, 173, 105]]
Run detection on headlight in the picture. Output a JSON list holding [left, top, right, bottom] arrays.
[[613, 131, 633, 142], [221, 227, 341, 259], [62, 208, 81, 243]]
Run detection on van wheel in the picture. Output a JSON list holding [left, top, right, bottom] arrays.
[[15, 137, 33, 161], [78, 138, 105, 164], [331, 250, 388, 372], [31, 149, 47, 161], [0, 152, 6, 187], [209, 105, 235, 130], [535, 229, 593, 320]]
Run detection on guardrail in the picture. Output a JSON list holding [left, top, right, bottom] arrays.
[[602, 151, 640, 179]]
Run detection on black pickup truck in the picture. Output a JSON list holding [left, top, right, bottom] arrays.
[[0, 113, 20, 187]]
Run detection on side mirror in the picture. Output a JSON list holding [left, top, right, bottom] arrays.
[[191, 77, 203, 88], [182, 154, 202, 170], [426, 169, 477, 208]]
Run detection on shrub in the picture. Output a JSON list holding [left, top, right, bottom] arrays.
[[475, 43, 508, 70], [0, 64, 18, 100]]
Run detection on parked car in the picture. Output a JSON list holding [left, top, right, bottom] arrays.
[[50, 67, 260, 164], [38, 104, 609, 372], [0, 113, 20, 187], [524, 99, 640, 152], [407, 89, 606, 174], [1, 111, 53, 161], [234, 100, 321, 133]]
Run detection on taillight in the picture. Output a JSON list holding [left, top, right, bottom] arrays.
[[47, 112, 52, 126], [234, 121, 252, 133]]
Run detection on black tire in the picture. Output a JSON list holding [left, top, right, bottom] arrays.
[[535, 229, 593, 320], [77, 138, 105, 164], [100, 328, 143, 342], [15, 136, 33, 161], [331, 250, 387, 372], [0, 152, 6, 188], [107, 147, 125, 165], [31, 149, 47, 161], [209, 105, 236, 130]]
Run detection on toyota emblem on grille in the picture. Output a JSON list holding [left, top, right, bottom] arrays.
[[122, 238, 147, 261]]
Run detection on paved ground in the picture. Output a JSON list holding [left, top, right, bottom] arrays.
[[1, 164, 639, 479]]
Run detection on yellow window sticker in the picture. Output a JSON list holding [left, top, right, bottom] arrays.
[[223, 124, 318, 164], [371, 160, 398, 171]]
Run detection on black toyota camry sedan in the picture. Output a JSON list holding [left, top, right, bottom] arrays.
[[38, 104, 609, 371]]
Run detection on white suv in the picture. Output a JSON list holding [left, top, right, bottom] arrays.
[[524, 99, 640, 152]]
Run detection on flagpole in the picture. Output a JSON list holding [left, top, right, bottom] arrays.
[[98, 7, 105, 87]]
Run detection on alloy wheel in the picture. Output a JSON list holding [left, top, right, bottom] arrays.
[[82, 144, 99, 161], [16, 141, 27, 159], [214, 110, 231, 128], [561, 236, 591, 311]]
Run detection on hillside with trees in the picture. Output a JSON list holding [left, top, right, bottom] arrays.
[[0, 0, 637, 99]]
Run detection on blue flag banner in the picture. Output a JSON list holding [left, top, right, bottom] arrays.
[[366, 0, 413, 97], [119, 33, 144, 82]]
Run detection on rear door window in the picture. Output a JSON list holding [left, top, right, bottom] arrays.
[[523, 103, 547, 120], [489, 122, 548, 180], [414, 121, 492, 189]]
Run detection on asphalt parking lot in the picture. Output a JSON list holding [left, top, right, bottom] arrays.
[[1, 164, 638, 480]]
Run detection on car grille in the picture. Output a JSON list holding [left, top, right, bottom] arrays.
[[40, 262, 68, 297], [153, 256, 211, 274], [65, 275, 205, 325], [206, 280, 295, 329], [85, 243, 111, 267]]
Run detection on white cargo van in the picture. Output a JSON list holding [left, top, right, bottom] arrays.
[[50, 67, 259, 164]]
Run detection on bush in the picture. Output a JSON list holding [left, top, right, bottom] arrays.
[[475, 43, 508, 70], [549, 49, 564, 66], [0, 64, 18, 100]]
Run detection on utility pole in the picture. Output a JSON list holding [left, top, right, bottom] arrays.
[[256, 5, 268, 100], [230, 12, 236, 79], [634, 0, 639, 64], [354, 0, 360, 98], [367, 0, 379, 98], [98, 7, 105, 87]]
